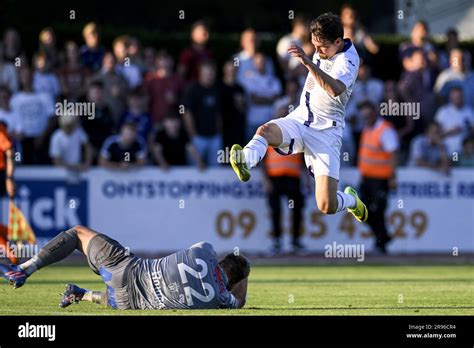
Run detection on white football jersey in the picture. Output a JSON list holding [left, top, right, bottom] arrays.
[[296, 39, 360, 130]]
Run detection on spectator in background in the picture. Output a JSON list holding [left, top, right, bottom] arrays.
[[142, 47, 157, 75], [457, 136, 474, 167], [81, 81, 115, 161], [235, 28, 274, 86], [80, 22, 105, 72], [113, 36, 142, 89], [434, 86, 474, 156], [0, 86, 23, 142], [438, 28, 471, 71], [178, 21, 214, 83], [263, 147, 305, 254], [276, 16, 309, 78], [2, 28, 26, 66], [357, 100, 399, 254], [220, 60, 246, 152], [49, 114, 92, 171], [150, 112, 205, 170], [340, 3, 379, 61], [293, 40, 316, 88], [464, 67, 474, 110], [239, 52, 282, 139], [382, 80, 414, 165], [398, 47, 436, 134], [127, 36, 147, 73], [58, 41, 91, 102], [32, 51, 60, 103], [10, 68, 56, 164], [0, 44, 19, 93], [183, 61, 222, 166], [408, 122, 450, 175], [99, 122, 146, 170], [274, 77, 299, 119], [346, 63, 384, 147], [91, 52, 129, 124], [0, 121, 15, 199], [434, 48, 466, 100], [399, 21, 438, 84], [38, 27, 59, 70], [144, 51, 184, 125], [120, 89, 151, 141]]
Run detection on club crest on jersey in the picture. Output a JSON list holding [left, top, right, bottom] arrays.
[[323, 61, 333, 72]]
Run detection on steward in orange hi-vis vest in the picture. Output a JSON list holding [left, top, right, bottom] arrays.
[[356, 100, 400, 254], [358, 119, 395, 179], [264, 147, 303, 178], [263, 147, 305, 253]]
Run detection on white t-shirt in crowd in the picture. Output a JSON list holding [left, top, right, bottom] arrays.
[[49, 126, 89, 165], [10, 91, 55, 137], [435, 104, 474, 155], [0, 63, 19, 93], [0, 108, 23, 135], [276, 33, 303, 70], [115, 64, 142, 89], [33, 71, 60, 102], [240, 71, 282, 126], [345, 77, 384, 132]]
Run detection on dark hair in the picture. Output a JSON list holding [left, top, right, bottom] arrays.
[[219, 253, 250, 289], [199, 60, 216, 71], [191, 20, 209, 33], [0, 85, 11, 96], [357, 99, 377, 111], [121, 121, 137, 130], [401, 46, 423, 60], [310, 12, 343, 43], [164, 110, 181, 120], [156, 49, 171, 60], [462, 135, 474, 147], [427, 121, 441, 131], [446, 27, 458, 37], [414, 20, 429, 32], [88, 80, 104, 90], [286, 77, 300, 87], [292, 15, 308, 27], [340, 3, 356, 13], [113, 35, 129, 47], [128, 88, 144, 99], [449, 85, 464, 94]]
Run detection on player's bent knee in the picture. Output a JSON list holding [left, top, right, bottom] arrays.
[[256, 124, 269, 137], [73, 225, 97, 238], [257, 123, 281, 146], [317, 199, 337, 215]]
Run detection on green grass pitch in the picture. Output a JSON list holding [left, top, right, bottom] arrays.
[[1, 264, 473, 315]]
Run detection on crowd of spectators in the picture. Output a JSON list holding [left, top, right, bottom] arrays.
[[0, 4, 473, 173]]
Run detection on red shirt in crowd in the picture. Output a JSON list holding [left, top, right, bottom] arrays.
[[178, 45, 214, 82], [144, 73, 185, 124]]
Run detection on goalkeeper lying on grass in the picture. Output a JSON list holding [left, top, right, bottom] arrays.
[[0, 225, 250, 310]]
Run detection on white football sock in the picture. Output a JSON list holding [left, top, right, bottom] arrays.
[[335, 191, 356, 213], [243, 135, 268, 169], [19, 257, 39, 276]]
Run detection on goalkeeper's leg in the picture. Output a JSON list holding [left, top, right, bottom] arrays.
[[1, 225, 98, 288], [60, 283, 108, 308]]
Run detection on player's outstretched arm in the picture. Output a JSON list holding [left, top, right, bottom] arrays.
[[288, 45, 346, 97], [230, 277, 248, 309]]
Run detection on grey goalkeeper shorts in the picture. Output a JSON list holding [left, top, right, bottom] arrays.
[[86, 233, 139, 309]]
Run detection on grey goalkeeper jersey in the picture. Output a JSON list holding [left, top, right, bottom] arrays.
[[127, 242, 238, 310]]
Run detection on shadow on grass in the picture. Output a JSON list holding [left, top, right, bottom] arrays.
[[245, 306, 474, 311], [251, 278, 474, 283]]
